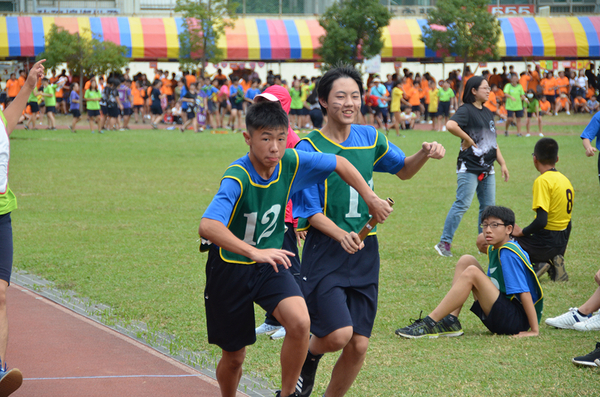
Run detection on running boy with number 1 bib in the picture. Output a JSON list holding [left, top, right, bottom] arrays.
[[198, 101, 392, 397]]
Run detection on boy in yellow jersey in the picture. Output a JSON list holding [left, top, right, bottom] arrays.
[[478, 138, 573, 281]]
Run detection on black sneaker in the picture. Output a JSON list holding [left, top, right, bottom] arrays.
[[533, 262, 550, 278], [549, 254, 568, 282], [0, 364, 23, 397], [275, 391, 298, 397], [296, 350, 323, 396], [572, 342, 600, 367], [395, 314, 463, 339]]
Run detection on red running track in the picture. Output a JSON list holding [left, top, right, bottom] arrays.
[[6, 284, 249, 397]]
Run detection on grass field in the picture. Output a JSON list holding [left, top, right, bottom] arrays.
[[9, 113, 600, 396]]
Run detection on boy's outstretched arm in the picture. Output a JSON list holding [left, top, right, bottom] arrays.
[[513, 292, 539, 337], [198, 218, 294, 272], [396, 141, 445, 180], [334, 156, 392, 223], [4, 59, 45, 135]]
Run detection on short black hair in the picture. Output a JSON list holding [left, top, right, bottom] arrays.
[[481, 206, 515, 228], [463, 76, 486, 104], [245, 101, 289, 135], [317, 64, 364, 116], [534, 137, 559, 165]]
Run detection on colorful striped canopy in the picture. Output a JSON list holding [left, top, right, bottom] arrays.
[[1, 16, 599, 62]]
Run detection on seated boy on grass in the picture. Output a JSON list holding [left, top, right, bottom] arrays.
[[198, 101, 392, 397], [478, 138, 573, 282], [396, 206, 543, 338]]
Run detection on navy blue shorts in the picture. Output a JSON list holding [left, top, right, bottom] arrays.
[[439, 101, 451, 117], [122, 108, 133, 116], [71, 109, 81, 118], [204, 246, 302, 352], [470, 293, 530, 335], [107, 107, 120, 118], [301, 229, 379, 338], [87, 109, 100, 117], [0, 213, 13, 284], [56, 97, 63, 103], [230, 100, 243, 111], [507, 110, 524, 118], [290, 108, 303, 116], [45, 106, 56, 114], [100, 105, 108, 115]]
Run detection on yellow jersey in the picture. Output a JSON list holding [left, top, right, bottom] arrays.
[[531, 170, 574, 231]]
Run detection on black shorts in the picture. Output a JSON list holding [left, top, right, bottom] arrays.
[[290, 108, 303, 116], [527, 112, 535, 118], [301, 107, 310, 116], [207, 101, 217, 113], [0, 213, 13, 284], [411, 105, 421, 113], [151, 105, 163, 115], [8, 97, 15, 103], [429, 110, 439, 118], [360, 104, 370, 116], [71, 109, 81, 118], [309, 108, 323, 129], [186, 110, 196, 119], [507, 110, 524, 118], [107, 107, 120, 118], [45, 106, 56, 114], [87, 109, 100, 117], [230, 101, 243, 111], [204, 246, 302, 352], [122, 108, 133, 116], [100, 105, 108, 115], [439, 101, 451, 117], [134, 105, 143, 111], [167, 94, 174, 103], [220, 100, 229, 109], [470, 294, 530, 335], [56, 97, 63, 103], [378, 107, 389, 122], [301, 229, 379, 338], [28, 101, 39, 113], [546, 94, 555, 104], [515, 223, 571, 263]]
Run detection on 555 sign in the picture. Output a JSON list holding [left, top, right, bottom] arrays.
[[487, 5, 535, 15]]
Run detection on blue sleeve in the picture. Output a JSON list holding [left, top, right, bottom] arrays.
[[500, 249, 532, 296], [581, 111, 600, 148], [201, 178, 242, 226], [292, 183, 324, 219], [374, 141, 405, 174], [290, 150, 337, 195], [229, 86, 236, 96]]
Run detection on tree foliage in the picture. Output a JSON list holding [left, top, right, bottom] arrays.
[[318, 0, 391, 68], [421, 0, 501, 68], [175, 0, 238, 76], [38, 24, 128, 79]]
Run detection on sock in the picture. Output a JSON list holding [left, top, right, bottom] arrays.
[[577, 310, 591, 318], [307, 349, 324, 362], [423, 316, 437, 328], [444, 314, 458, 324]]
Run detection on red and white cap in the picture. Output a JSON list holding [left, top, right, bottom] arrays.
[[253, 92, 280, 104]]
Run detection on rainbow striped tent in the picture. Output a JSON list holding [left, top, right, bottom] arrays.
[[1, 15, 599, 62]]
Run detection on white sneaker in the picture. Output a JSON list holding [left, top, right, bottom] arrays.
[[566, 111, 571, 115], [545, 308, 591, 329], [427, 120, 433, 124], [270, 327, 286, 340], [442, 126, 447, 131], [539, 133, 544, 137], [255, 323, 281, 335], [525, 133, 531, 137], [574, 314, 600, 331]]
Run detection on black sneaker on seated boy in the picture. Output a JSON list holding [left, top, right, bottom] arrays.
[[396, 206, 543, 338]]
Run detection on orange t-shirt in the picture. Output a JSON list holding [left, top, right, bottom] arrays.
[[161, 78, 173, 96], [185, 74, 196, 86], [586, 87, 595, 99], [556, 77, 569, 95], [575, 97, 586, 105], [132, 86, 144, 106], [519, 75, 531, 91], [405, 86, 421, 106], [558, 97, 569, 107], [495, 89, 505, 100], [18, 76, 25, 89], [6, 79, 19, 97], [528, 71, 540, 92], [539, 99, 551, 112], [541, 78, 556, 96], [484, 91, 498, 112]]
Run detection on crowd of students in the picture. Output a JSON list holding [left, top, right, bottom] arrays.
[[3, 62, 600, 137]]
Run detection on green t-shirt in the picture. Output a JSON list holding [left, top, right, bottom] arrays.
[[526, 98, 539, 113], [504, 83, 525, 111], [438, 87, 454, 102], [27, 89, 38, 103], [44, 84, 57, 107], [289, 88, 303, 110], [0, 111, 17, 215], [85, 90, 101, 110]]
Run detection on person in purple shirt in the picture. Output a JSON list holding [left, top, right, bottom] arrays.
[[69, 82, 81, 133], [118, 79, 133, 131]]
